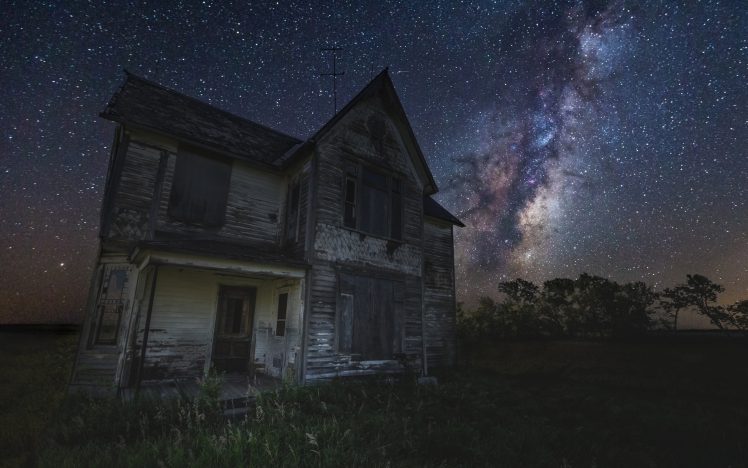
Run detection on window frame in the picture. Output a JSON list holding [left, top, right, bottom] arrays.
[[275, 291, 289, 337], [167, 146, 232, 227], [89, 265, 130, 347], [285, 178, 301, 243], [342, 160, 405, 241]]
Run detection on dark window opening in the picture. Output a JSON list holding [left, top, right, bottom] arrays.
[[223, 297, 246, 335], [276, 293, 288, 337], [286, 181, 301, 241], [360, 167, 389, 237], [168, 149, 231, 227], [344, 165, 404, 240]]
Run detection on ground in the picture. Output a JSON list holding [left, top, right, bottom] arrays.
[[1, 330, 747, 467]]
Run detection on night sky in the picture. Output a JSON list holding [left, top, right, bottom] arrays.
[[1, 1, 745, 324]]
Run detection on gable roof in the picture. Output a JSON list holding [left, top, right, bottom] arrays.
[[424, 196, 465, 227], [303, 69, 439, 194], [101, 71, 301, 167]]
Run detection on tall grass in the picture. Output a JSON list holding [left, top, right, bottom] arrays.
[[0, 331, 76, 468], [8, 337, 748, 467]]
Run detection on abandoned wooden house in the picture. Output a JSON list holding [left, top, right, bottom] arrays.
[[70, 69, 464, 396]]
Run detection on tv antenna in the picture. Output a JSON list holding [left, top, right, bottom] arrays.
[[320, 47, 345, 115]]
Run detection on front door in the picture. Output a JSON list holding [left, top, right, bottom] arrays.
[[212, 286, 256, 374]]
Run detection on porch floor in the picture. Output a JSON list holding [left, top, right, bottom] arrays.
[[121, 373, 283, 409]]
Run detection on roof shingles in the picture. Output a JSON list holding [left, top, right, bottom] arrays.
[[101, 72, 300, 167]]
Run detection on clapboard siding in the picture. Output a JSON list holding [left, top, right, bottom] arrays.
[[105, 134, 290, 249], [156, 153, 284, 245], [108, 141, 160, 239], [303, 93, 432, 381], [314, 94, 424, 246], [284, 166, 310, 258], [423, 220, 456, 367], [303, 262, 423, 381], [133, 267, 301, 381]]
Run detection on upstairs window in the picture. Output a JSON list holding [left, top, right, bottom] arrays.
[[168, 148, 231, 227], [360, 168, 389, 237], [286, 180, 301, 242], [344, 165, 404, 240]]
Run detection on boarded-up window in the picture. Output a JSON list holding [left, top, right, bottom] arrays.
[[276, 292, 288, 337], [338, 274, 403, 360], [92, 265, 129, 346], [168, 148, 231, 226]]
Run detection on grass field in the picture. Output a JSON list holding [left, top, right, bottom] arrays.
[[1, 331, 747, 467], [0, 330, 77, 467]]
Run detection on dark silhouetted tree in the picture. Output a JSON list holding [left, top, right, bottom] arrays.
[[498, 279, 541, 337], [679, 274, 729, 331], [727, 300, 748, 333], [659, 286, 691, 331]]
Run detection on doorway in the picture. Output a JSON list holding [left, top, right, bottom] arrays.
[[212, 286, 256, 374]]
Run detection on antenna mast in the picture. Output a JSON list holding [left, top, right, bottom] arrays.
[[320, 47, 345, 115]]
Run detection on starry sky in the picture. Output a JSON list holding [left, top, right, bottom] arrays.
[[1, 1, 746, 324]]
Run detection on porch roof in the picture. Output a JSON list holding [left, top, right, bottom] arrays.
[[130, 239, 308, 278]]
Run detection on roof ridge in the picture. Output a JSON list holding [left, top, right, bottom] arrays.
[[123, 71, 301, 144]]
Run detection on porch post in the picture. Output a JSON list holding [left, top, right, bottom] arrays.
[[135, 265, 160, 395]]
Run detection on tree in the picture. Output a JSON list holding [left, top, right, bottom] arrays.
[[659, 286, 690, 331], [611, 281, 656, 338], [678, 274, 730, 331], [498, 278, 539, 304], [498, 279, 542, 338], [540, 278, 575, 337], [727, 300, 748, 333]]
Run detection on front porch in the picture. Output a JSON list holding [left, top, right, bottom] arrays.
[[117, 248, 308, 390]]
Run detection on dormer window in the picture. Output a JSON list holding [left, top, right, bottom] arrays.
[[168, 147, 231, 227], [343, 164, 403, 240]]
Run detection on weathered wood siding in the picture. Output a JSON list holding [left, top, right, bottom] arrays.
[[283, 161, 311, 258], [131, 267, 302, 382], [105, 131, 288, 248], [157, 153, 285, 244], [253, 278, 304, 380], [108, 141, 160, 239], [71, 256, 136, 387], [423, 220, 456, 367], [304, 94, 426, 381]]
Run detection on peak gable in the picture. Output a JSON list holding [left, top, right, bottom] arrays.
[[312, 70, 438, 194]]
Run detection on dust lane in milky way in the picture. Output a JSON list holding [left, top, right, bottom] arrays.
[[0, 1, 745, 322]]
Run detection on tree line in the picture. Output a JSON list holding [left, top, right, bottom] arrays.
[[457, 273, 748, 342]]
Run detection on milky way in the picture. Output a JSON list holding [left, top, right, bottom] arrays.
[[0, 1, 746, 323]]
